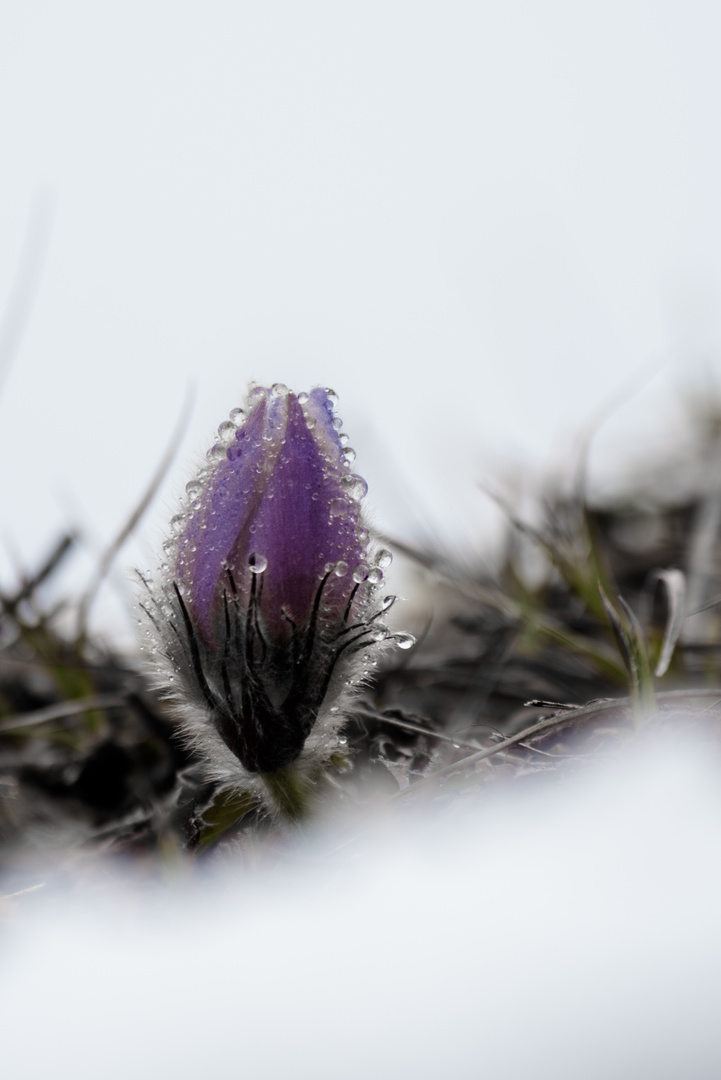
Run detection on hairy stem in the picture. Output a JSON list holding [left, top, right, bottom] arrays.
[[260, 764, 312, 821]]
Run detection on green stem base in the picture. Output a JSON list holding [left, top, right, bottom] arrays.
[[260, 765, 312, 821]]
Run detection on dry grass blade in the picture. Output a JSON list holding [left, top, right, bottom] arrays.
[[0, 693, 125, 733], [393, 700, 627, 802], [0, 193, 55, 398], [617, 595, 657, 714], [598, 583, 638, 690], [647, 569, 687, 677], [0, 534, 76, 614], [352, 706, 484, 752], [75, 386, 194, 643], [572, 357, 666, 508]]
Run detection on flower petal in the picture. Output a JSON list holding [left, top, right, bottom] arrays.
[[227, 390, 364, 635], [176, 388, 284, 641]]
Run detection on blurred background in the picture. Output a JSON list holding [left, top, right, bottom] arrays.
[[1, 0, 720, 643]]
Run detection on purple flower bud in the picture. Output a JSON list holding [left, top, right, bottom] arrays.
[[140, 384, 411, 790]]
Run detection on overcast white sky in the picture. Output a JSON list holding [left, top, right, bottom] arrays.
[[1, 1, 720, 640]]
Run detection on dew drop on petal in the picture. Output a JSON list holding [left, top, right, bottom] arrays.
[[341, 474, 368, 501], [394, 632, 416, 650], [367, 567, 383, 584], [272, 383, 289, 397], [185, 481, 202, 500], [341, 447, 356, 466], [297, 391, 309, 404], [325, 388, 339, 407], [334, 561, 349, 577], [170, 514, 184, 535], [229, 407, 245, 424], [352, 562, 369, 583], [330, 497, 349, 518], [332, 416, 343, 431], [249, 554, 268, 573], [375, 548, 393, 569], [380, 594, 397, 611], [217, 420, 236, 444], [339, 432, 350, 446]]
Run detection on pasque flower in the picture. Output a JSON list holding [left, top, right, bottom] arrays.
[[140, 384, 412, 812]]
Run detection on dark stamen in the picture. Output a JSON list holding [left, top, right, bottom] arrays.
[[173, 582, 221, 715], [342, 582, 360, 625], [221, 590, 237, 714], [304, 568, 334, 660], [226, 567, 238, 595], [138, 601, 162, 633]]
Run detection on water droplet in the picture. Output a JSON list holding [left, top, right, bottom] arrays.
[[341, 447, 356, 466], [329, 704, 340, 714], [375, 548, 393, 569], [352, 563, 369, 583], [297, 391, 309, 404], [325, 388, 339, 407], [207, 443, 226, 462], [394, 632, 416, 650], [185, 480, 202, 499], [334, 561, 349, 577], [249, 554, 268, 573], [229, 406, 245, 424], [381, 594, 397, 611], [217, 420, 236, 444], [272, 382, 289, 396], [338, 736, 347, 745], [367, 567, 383, 584], [357, 527, 370, 544], [339, 432, 350, 446], [330, 497, 349, 517], [332, 416, 343, 431], [341, 474, 368, 501], [170, 514, 184, 535]]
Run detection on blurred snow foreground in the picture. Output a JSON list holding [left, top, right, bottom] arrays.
[[2, 728, 721, 1080]]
